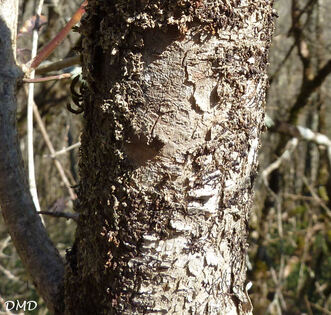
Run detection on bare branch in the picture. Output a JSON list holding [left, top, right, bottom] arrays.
[[310, 301, 331, 315], [0, 264, 21, 282], [0, 2, 64, 312], [288, 0, 331, 123], [35, 55, 80, 75], [304, 295, 314, 315], [23, 72, 72, 83], [45, 142, 81, 158], [271, 121, 331, 169], [269, 42, 296, 85], [302, 177, 331, 219], [262, 138, 299, 186], [289, 59, 331, 123], [27, 0, 88, 70]]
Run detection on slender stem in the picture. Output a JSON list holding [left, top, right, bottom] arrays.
[[46, 142, 81, 158], [24, 84, 77, 200], [29, 0, 87, 70], [23, 72, 72, 83], [27, 0, 45, 215], [12, 0, 19, 60], [35, 55, 80, 75]]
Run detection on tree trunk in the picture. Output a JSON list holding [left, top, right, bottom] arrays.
[[65, 1, 275, 314]]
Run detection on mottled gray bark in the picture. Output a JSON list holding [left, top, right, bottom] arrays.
[[0, 1, 64, 313], [65, 1, 275, 314]]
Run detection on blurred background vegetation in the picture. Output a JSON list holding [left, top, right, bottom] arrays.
[[0, 0, 330, 314]]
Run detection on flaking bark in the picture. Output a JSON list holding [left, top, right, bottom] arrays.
[[65, 1, 275, 314]]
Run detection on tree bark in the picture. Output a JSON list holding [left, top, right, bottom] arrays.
[[65, 1, 275, 314]]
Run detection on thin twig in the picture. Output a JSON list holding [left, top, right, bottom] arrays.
[[276, 193, 284, 238], [35, 55, 80, 75], [0, 239, 11, 258], [296, 213, 312, 295], [262, 138, 299, 186], [28, 0, 88, 70], [278, 255, 287, 310], [0, 236, 11, 254], [310, 302, 331, 315], [0, 264, 21, 282], [44, 142, 81, 158], [38, 211, 79, 221], [27, 0, 45, 214], [12, 0, 19, 60], [23, 84, 77, 201], [270, 266, 284, 315], [269, 42, 296, 85], [304, 295, 314, 315], [271, 120, 331, 170], [23, 72, 71, 83], [302, 176, 331, 218], [283, 193, 315, 201], [262, 138, 299, 238], [270, 257, 287, 312]]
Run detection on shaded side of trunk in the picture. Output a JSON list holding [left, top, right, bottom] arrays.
[[65, 1, 275, 314]]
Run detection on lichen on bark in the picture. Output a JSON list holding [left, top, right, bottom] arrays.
[[65, 1, 275, 314]]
